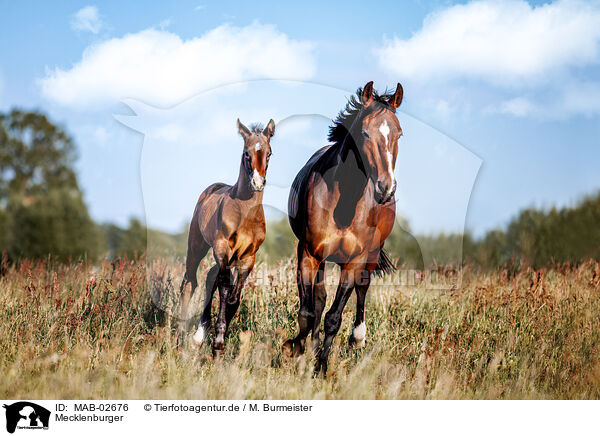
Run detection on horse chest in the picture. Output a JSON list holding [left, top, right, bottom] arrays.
[[308, 191, 394, 261], [228, 222, 265, 258]]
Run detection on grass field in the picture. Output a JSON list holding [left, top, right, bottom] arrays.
[[1, 256, 599, 400]]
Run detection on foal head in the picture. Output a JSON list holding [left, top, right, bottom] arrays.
[[237, 118, 275, 192], [356, 81, 403, 203]]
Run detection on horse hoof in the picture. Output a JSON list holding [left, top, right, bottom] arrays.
[[348, 334, 366, 349], [349, 322, 367, 349], [313, 360, 328, 378], [213, 341, 225, 359], [282, 339, 304, 357]]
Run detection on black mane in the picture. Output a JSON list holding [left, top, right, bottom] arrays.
[[328, 86, 397, 147]]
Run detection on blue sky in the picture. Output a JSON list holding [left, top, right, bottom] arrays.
[[1, 0, 599, 237]]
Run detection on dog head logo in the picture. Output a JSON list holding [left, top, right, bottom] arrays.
[[3, 402, 50, 433]]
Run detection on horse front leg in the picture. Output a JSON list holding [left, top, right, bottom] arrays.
[[311, 262, 327, 352], [348, 273, 370, 349], [224, 255, 255, 337], [315, 265, 367, 376], [283, 242, 320, 357], [213, 266, 233, 358]]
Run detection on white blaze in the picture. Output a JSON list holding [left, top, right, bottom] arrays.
[[379, 120, 395, 183], [254, 142, 262, 151], [379, 120, 390, 145], [386, 151, 394, 181], [252, 169, 264, 189]]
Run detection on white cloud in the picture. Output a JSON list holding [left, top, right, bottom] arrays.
[[376, 0, 600, 84], [491, 82, 600, 118], [39, 23, 316, 108], [158, 18, 171, 30], [497, 97, 536, 117], [71, 6, 102, 34]]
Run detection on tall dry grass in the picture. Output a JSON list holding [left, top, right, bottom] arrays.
[[1, 256, 599, 399]]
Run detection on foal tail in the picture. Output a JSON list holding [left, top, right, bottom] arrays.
[[373, 249, 396, 278]]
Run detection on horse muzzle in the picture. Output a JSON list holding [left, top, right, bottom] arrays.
[[251, 169, 266, 192], [375, 179, 396, 204]]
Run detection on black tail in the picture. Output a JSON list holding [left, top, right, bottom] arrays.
[[373, 249, 396, 277]]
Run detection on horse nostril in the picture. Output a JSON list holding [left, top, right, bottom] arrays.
[[375, 179, 396, 203]]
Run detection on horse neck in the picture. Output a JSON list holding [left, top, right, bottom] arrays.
[[233, 157, 263, 203], [329, 136, 370, 227], [335, 127, 367, 183]]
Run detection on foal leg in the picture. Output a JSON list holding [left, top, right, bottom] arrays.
[[179, 230, 209, 340], [315, 264, 366, 376], [311, 262, 327, 352], [192, 264, 219, 345], [224, 255, 255, 335], [213, 266, 233, 358], [283, 243, 320, 357], [348, 274, 370, 349]]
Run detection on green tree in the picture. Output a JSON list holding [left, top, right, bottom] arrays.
[[0, 109, 99, 260], [121, 218, 147, 258]]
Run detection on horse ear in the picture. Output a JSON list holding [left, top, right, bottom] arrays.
[[391, 83, 403, 108], [237, 118, 251, 139], [263, 119, 275, 139], [361, 81, 374, 106]]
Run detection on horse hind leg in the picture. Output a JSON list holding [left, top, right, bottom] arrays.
[[178, 232, 210, 342]]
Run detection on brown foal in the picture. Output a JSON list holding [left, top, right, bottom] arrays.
[[285, 81, 403, 375], [179, 118, 275, 357]]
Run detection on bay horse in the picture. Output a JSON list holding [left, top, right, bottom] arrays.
[[284, 81, 403, 375], [179, 118, 275, 357]]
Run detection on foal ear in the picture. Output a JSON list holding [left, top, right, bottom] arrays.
[[237, 118, 251, 139], [391, 83, 403, 108], [263, 119, 275, 139], [360, 81, 374, 106]]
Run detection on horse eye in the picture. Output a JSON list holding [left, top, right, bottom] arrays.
[[362, 130, 370, 139]]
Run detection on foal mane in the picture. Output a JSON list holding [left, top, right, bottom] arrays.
[[327, 86, 397, 149], [249, 123, 264, 135]]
